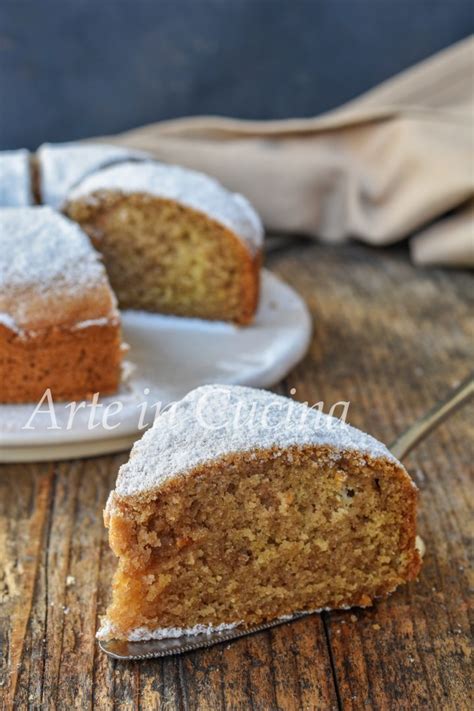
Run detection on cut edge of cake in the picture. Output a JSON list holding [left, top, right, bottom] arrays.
[[64, 160, 263, 324]]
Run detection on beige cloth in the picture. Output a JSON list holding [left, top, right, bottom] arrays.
[[98, 37, 474, 267]]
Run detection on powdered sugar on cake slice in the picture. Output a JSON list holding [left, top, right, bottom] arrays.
[[38, 142, 148, 209], [67, 160, 264, 254], [0, 206, 118, 332], [97, 606, 351, 642], [97, 619, 241, 642], [0, 149, 32, 206], [112, 385, 402, 500]]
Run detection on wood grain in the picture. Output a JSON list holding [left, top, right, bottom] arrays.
[[1, 241, 472, 710]]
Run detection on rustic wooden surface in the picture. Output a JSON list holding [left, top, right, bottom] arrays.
[[1, 241, 472, 710]]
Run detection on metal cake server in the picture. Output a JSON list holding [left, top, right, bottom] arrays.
[[100, 373, 473, 660]]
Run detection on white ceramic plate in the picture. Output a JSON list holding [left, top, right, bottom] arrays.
[[0, 270, 311, 462]]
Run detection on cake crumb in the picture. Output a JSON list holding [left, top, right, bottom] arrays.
[[372, 623, 381, 630]]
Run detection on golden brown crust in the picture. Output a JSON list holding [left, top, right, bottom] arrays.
[[0, 320, 122, 403], [66, 192, 261, 325]]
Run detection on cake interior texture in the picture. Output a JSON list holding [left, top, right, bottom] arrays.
[[66, 193, 260, 325], [102, 444, 420, 639]]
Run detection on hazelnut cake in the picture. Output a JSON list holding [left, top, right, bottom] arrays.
[[98, 385, 421, 642], [64, 161, 263, 324], [0, 207, 123, 403], [0, 149, 33, 206]]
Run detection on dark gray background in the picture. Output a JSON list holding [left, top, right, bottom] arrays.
[[1, 0, 472, 150]]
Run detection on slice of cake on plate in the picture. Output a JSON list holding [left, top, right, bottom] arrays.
[[0, 149, 33, 206], [36, 141, 146, 209], [0, 206, 123, 403], [64, 161, 263, 324], [98, 385, 421, 641]]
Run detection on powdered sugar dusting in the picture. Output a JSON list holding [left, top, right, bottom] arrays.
[[0, 149, 32, 207], [0, 206, 107, 291], [0, 206, 116, 330], [0, 312, 19, 332], [71, 317, 111, 330], [38, 142, 147, 209], [114, 384, 401, 498], [96, 619, 240, 641], [97, 607, 353, 641], [68, 160, 263, 253]]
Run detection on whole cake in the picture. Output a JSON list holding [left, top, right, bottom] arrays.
[[98, 385, 421, 641], [36, 142, 145, 208], [0, 207, 123, 403], [0, 149, 32, 207], [65, 161, 263, 324]]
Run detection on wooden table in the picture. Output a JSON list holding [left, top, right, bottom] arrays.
[[2, 241, 472, 710]]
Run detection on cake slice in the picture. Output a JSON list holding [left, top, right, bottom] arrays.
[[98, 385, 421, 641], [36, 141, 146, 208], [0, 149, 33, 206], [64, 161, 262, 324], [0, 207, 123, 403]]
